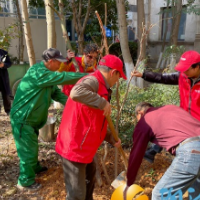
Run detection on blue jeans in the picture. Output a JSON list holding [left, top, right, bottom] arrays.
[[152, 140, 200, 200]]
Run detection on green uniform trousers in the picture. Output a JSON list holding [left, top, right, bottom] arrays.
[[11, 121, 42, 186]]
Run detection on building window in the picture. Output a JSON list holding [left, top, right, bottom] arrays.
[[29, 7, 46, 19], [161, 7, 186, 41], [0, 0, 17, 17]]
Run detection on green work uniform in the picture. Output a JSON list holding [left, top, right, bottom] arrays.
[[10, 61, 86, 186]]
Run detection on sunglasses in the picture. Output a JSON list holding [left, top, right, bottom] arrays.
[[86, 54, 98, 60]]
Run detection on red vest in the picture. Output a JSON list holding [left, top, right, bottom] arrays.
[[56, 70, 109, 163], [179, 72, 200, 121], [62, 57, 96, 96]]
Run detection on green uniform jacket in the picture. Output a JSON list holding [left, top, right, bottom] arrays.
[[10, 61, 86, 129]]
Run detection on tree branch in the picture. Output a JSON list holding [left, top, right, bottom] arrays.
[[95, 10, 109, 55], [82, 0, 91, 32], [119, 23, 154, 118]]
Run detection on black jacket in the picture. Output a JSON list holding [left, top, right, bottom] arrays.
[[142, 71, 179, 85], [0, 49, 12, 95]]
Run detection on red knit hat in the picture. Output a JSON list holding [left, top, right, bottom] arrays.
[[175, 50, 200, 72], [99, 55, 127, 80]]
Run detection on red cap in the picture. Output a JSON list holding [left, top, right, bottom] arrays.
[[99, 55, 127, 80], [175, 50, 200, 72]]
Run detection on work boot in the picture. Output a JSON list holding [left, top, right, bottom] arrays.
[[144, 144, 163, 163]]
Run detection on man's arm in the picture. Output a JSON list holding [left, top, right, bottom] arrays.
[[126, 124, 150, 186], [70, 76, 107, 109], [36, 66, 87, 87], [51, 85, 68, 105], [142, 71, 179, 85], [131, 70, 179, 85]]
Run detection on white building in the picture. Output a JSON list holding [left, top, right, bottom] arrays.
[[1, 0, 200, 62], [0, 0, 66, 62], [127, 0, 200, 61]]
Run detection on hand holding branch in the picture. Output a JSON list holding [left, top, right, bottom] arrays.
[[131, 70, 143, 78]]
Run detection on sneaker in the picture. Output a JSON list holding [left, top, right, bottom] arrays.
[[36, 166, 48, 174], [17, 182, 41, 191]]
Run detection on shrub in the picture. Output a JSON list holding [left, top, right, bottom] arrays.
[[110, 80, 179, 147]]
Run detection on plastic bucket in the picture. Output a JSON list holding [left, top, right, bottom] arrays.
[[39, 116, 56, 142]]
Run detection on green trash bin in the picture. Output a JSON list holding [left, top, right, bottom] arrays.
[[8, 64, 29, 95]]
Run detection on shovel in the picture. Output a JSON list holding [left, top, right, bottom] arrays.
[[106, 116, 149, 200], [106, 115, 128, 188]]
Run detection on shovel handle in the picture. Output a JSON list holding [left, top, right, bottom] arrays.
[[106, 116, 128, 170]]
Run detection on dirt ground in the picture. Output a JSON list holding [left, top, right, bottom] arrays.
[[0, 107, 188, 200]]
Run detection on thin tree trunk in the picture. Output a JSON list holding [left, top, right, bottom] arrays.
[[71, 0, 91, 55], [156, 0, 170, 69], [45, 0, 56, 48], [20, 0, 36, 66], [170, 0, 182, 45], [116, 0, 134, 83], [162, 0, 170, 51], [49, 0, 79, 71], [15, 0, 24, 63], [78, 34, 84, 55], [137, 0, 146, 60]]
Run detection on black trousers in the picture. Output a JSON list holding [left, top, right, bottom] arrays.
[[0, 90, 11, 114], [62, 158, 96, 200]]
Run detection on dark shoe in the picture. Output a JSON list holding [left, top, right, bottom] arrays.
[[153, 144, 163, 153], [144, 144, 163, 163], [17, 182, 41, 191], [36, 166, 48, 174], [144, 150, 156, 163]]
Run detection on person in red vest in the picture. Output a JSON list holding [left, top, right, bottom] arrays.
[[56, 54, 127, 200], [131, 50, 200, 199], [60, 43, 99, 96], [131, 50, 200, 160]]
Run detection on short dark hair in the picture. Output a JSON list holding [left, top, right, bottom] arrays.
[[83, 43, 99, 55], [191, 62, 200, 69], [97, 65, 111, 72], [135, 102, 153, 115]]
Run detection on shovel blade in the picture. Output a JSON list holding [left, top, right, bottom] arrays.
[[111, 171, 126, 189]]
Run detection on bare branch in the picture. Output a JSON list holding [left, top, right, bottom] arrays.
[[82, 0, 91, 32], [118, 23, 155, 118], [95, 11, 109, 55], [71, 0, 79, 34], [48, 3, 61, 19]]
